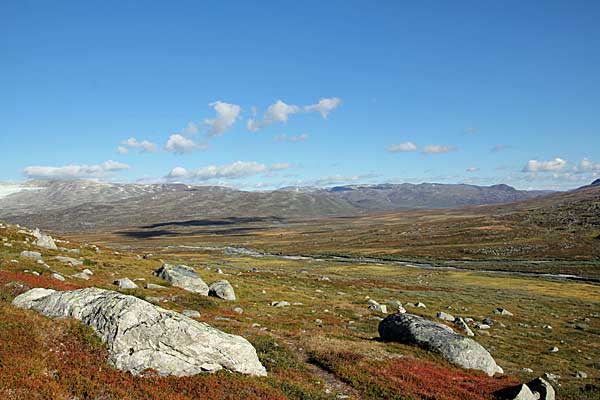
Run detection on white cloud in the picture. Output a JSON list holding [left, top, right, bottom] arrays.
[[466, 167, 479, 172], [247, 100, 300, 132], [204, 101, 241, 137], [423, 144, 457, 154], [522, 158, 567, 172], [270, 162, 290, 171], [165, 134, 208, 154], [274, 133, 310, 142], [387, 142, 417, 153], [121, 137, 158, 153], [117, 146, 129, 155], [166, 161, 292, 182], [23, 160, 130, 180], [182, 121, 199, 136], [304, 97, 342, 119], [575, 158, 600, 173]]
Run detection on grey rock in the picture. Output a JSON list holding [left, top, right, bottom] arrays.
[[72, 272, 91, 280], [379, 313, 503, 376], [20, 251, 42, 260], [455, 317, 475, 336], [114, 278, 138, 289], [33, 229, 58, 250], [208, 280, 236, 301], [494, 308, 514, 316], [12, 287, 266, 377], [82, 268, 93, 275], [494, 384, 537, 400], [575, 371, 587, 379], [367, 300, 387, 314], [51, 273, 65, 281], [233, 307, 244, 314], [271, 301, 290, 307], [182, 309, 201, 318], [527, 377, 555, 400], [436, 311, 455, 322], [55, 256, 83, 266], [154, 264, 209, 295], [145, 283, 167, 289]]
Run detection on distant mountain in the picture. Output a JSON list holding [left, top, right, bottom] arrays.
[[0, 180, 551, 232]]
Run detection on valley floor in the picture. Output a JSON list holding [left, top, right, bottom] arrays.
[[1, 223, 599, 399]]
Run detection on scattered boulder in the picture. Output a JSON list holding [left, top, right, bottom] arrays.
[[575, 371, 587, 379], [51, 273, 65, 281], [493, 308, 514, 316], [55, 256, 83, 266], [527, 377, 555, 400], [145, 283, 167, 290], [208, 280, 236, 301], [379, 313, 503, 376], [82, 268, 94, 276], [494, 384, 537, 400], [20, 251, 42, 260], [154, 264, 209, 295], [454, 317, 475, 336], [72, 272, 91, 280], [271, 301, 290, 307], [233, 307, 244, 314], [114, 278, 138, 289], [12, 287, 267, 377], [32, 229, 58, 250], [436, 311, 455, 322], [182, 309, 201, 318], [367, 299, 387, 314]]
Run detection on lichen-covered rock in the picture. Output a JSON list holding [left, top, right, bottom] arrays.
[[154, 264, 209, 295], [12, 287, 266, 377], [378, 313, 503, 376], [209, 280, 236, 301]]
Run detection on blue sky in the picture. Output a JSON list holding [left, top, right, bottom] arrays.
[[1, 1, 599, 190]]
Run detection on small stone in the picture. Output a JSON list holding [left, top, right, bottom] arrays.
[[20, 251, 42, 260], [493, 308, 513, 316], [549, 346, 559, 353], [181, 309, 201, 318], [575, 371, 587, 379], [233, 307, 244, 314], [436, 311, 455, 322], [114, 278, 138, 289], [271, 301, 290, 307], [51, 273, 65, 281]]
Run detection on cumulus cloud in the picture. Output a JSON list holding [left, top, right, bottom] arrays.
[[304, 97, 342, 119], [119, 137, 158, 153], [387, 142, 417, 153], [165, 134, 208, 154], [166, 161, 289, 182], [575, 158, 600, 173], [522, 158, 567, 172], [23, 160, 130, 180], [274, 133, 310, 142], [247, 97, 340, 132], [423, 144, 457, 154], [204, 101, 241, 137]]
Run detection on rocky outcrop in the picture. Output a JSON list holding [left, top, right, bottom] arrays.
[[12, 287, 266, 377], [209, 280, 236, 301], [154, 264, 209, 295], [378, 313, 503, 376]]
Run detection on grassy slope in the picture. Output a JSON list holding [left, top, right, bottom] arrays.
[[1, 223, 599, 399]]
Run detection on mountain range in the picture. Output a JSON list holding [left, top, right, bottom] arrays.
[[0, 180, 551, 232]]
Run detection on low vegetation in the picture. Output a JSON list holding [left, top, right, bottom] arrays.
[[1, 222, 599, 399]]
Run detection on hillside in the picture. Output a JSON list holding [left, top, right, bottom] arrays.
[[0, 180, 549, 232]]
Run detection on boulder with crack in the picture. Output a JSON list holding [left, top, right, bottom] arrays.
[[12, 287, 267, 377], [379, 313, 503, 376]]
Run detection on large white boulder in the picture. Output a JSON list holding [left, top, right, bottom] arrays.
[[12, 287, 266, 377]]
